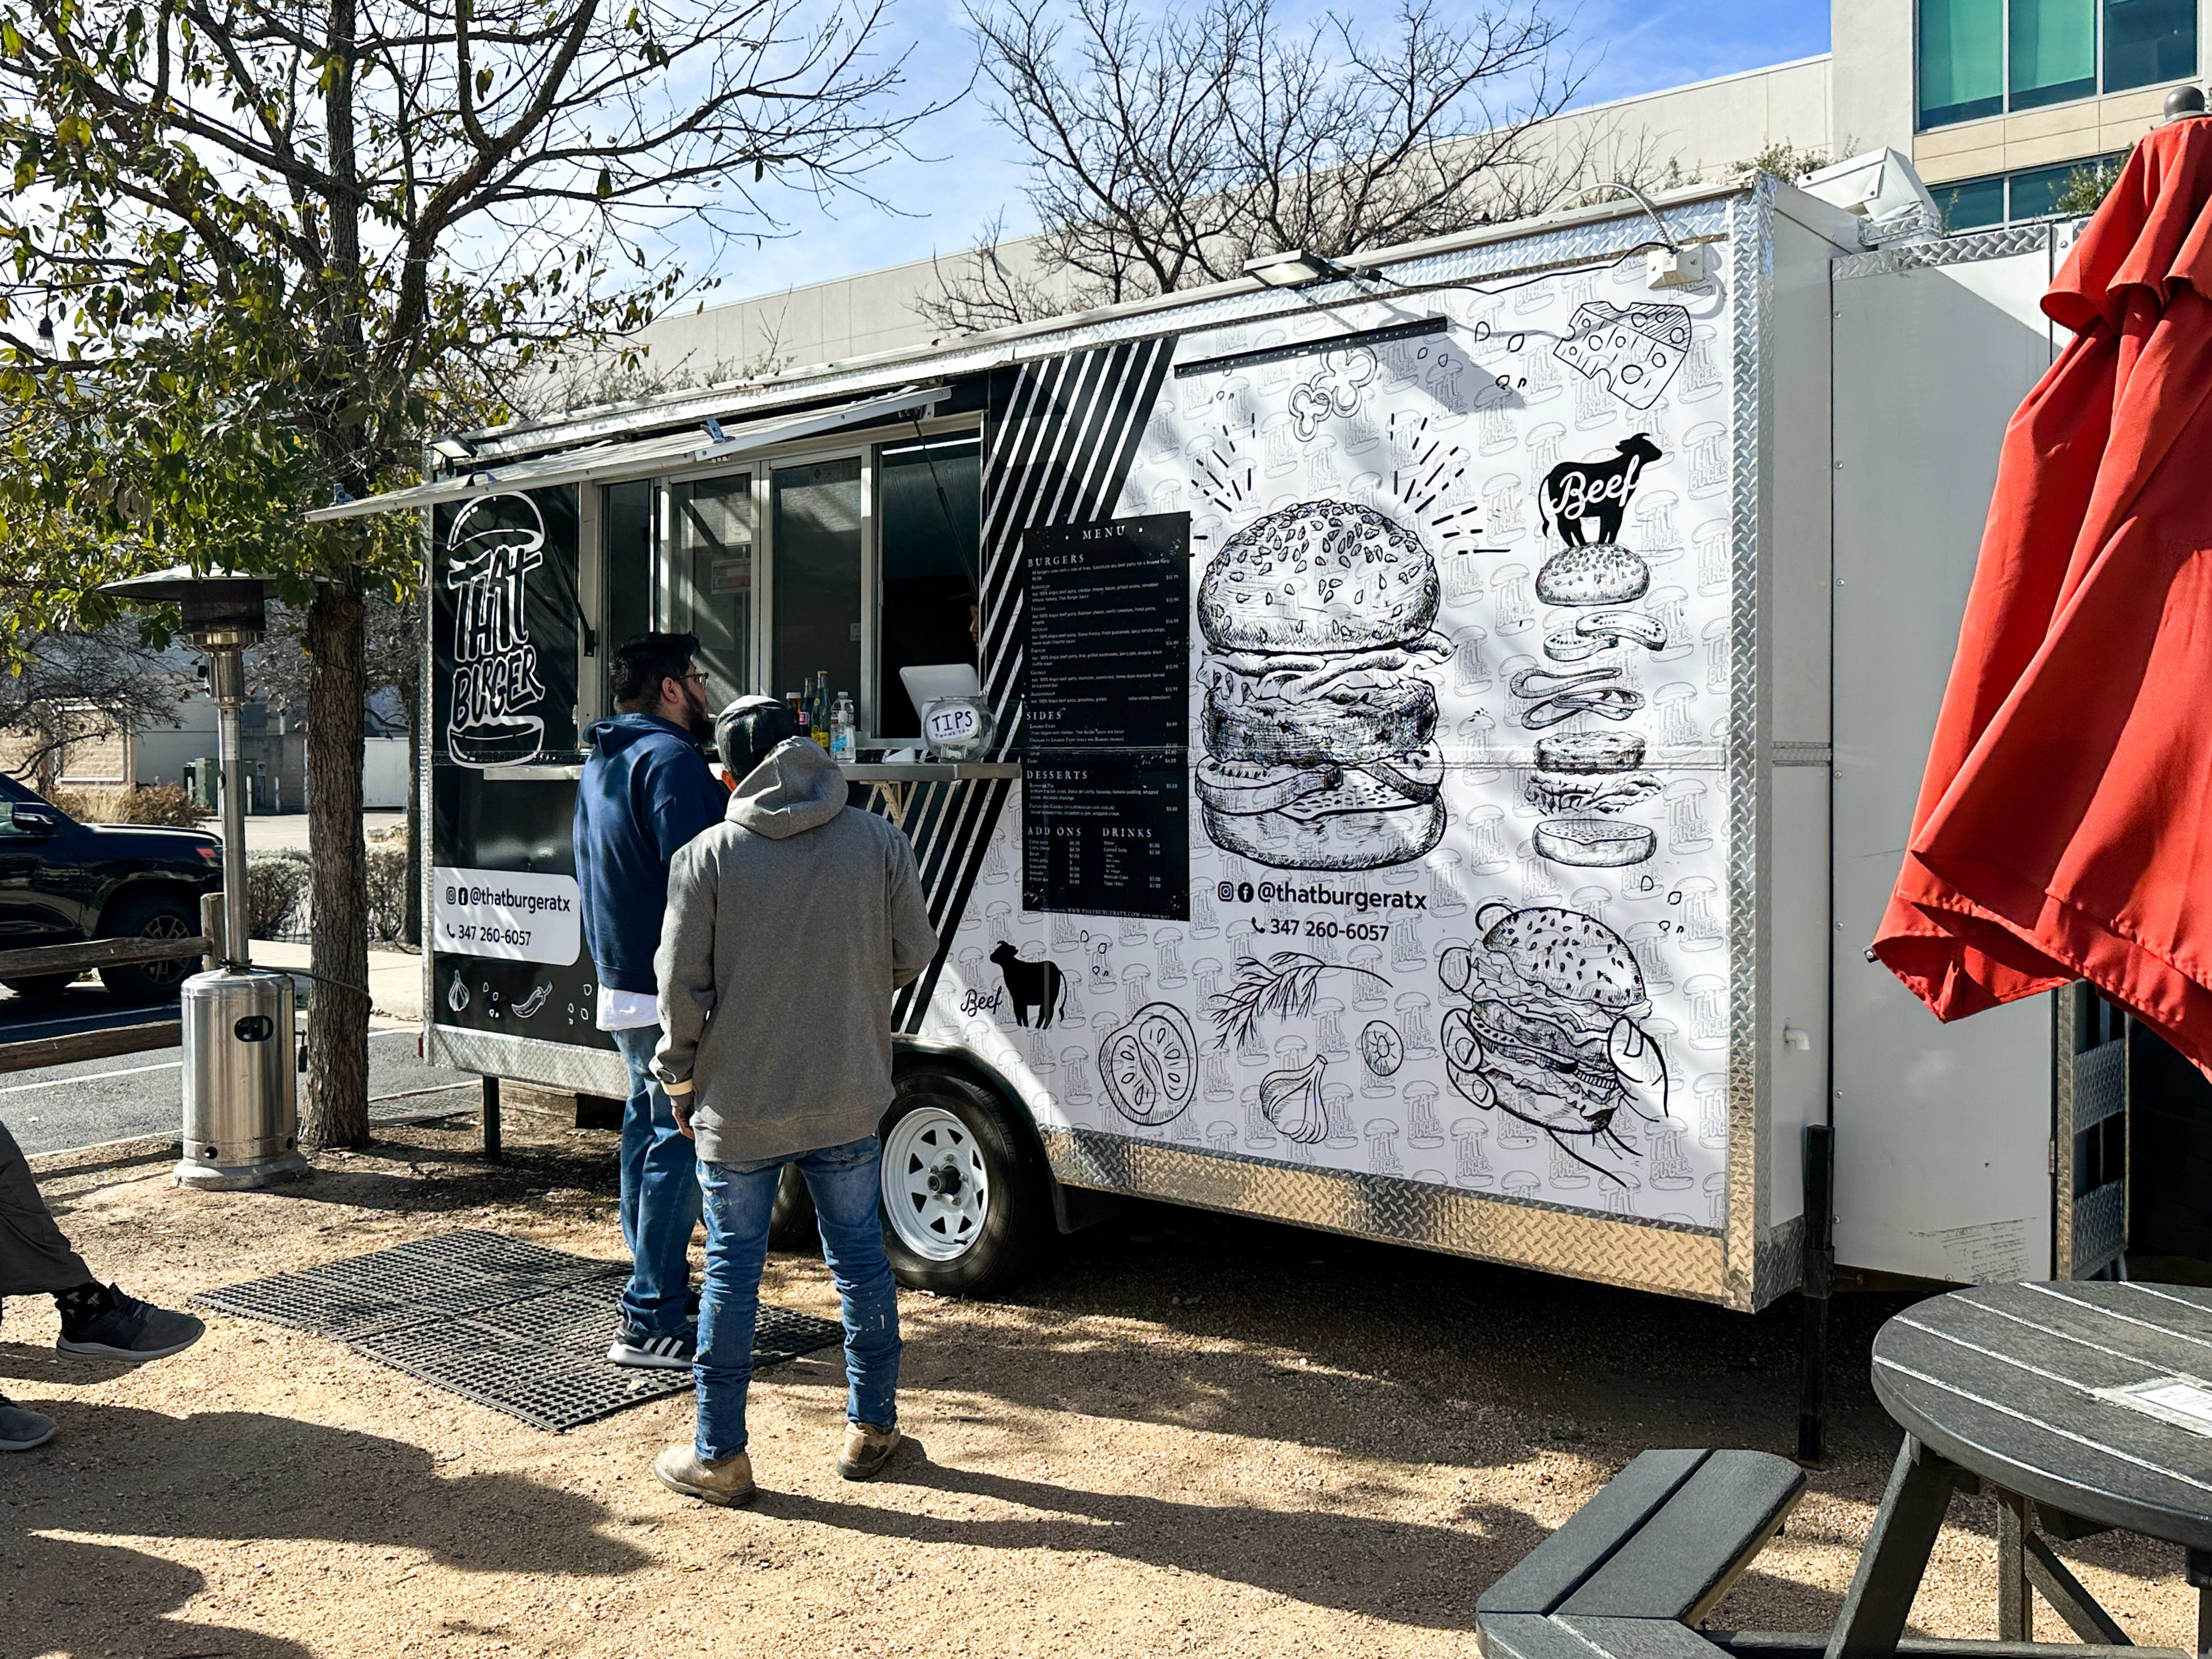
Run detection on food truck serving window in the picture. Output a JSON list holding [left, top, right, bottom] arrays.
[[877, 435, 981, 739], [771, 457, 863, 715], [588, 415, 979, 733], [673, 475, 753, 711]]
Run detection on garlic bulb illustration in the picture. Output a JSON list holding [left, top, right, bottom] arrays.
[[1259, 1058, 1331, 1145]]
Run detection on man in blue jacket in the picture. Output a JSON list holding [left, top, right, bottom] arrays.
[[574, 632, 727, 1368]]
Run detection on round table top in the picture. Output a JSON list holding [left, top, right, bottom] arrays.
[[1873, 1280, 2212, 1552]]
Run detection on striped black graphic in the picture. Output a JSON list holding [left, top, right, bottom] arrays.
[[892, 335, 1177, 1033]]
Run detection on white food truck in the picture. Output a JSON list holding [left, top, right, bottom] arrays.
[[320, 157, 2172, 1316]]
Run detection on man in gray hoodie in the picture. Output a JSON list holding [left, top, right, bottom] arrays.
[[650, 696, 937, 1507]]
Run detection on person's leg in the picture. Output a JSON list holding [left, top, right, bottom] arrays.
[[607, 1025, 700, 1351], [0, 1117, 95, 1300], [609, 1025, 656, 1263], [795, 1135, 902, 1472], [691, 1156, 781, 1463], [0, 1118, 201, 1372]]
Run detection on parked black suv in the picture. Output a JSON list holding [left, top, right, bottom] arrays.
[[0, 775, 223, 1002]]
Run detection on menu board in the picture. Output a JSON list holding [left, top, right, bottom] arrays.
[[1022, 754, 1189, 919], [1022, 513, 1190, 749]]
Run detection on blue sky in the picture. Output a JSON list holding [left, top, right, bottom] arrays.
[[671, 0, 1830, 310]]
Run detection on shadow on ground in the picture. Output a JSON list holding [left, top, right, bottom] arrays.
[[0, 1406, 649, 1658]]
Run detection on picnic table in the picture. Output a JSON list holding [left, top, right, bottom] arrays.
[[1837, 1281, 2212, 1659], [1475, 1281, 2212, 1659]]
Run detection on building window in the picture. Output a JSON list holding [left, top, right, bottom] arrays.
[[1922, 0, 2006, 127], [2105, 0, 2197, 90], [1919, 0, 2196, 127], [1933, 151, 2125, 226]]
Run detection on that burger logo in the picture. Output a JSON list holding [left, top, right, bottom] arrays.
[[1438, 900, 1669, 1182], [1194, 501, 1449, 872]]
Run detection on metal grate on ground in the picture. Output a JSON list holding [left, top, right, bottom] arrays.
[[192, 1228, 844, 1432]]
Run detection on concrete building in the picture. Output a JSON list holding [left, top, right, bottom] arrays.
[[610, 0, 2197, 387]]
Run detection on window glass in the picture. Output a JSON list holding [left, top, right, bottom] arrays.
[[2105, 0, 2196, 90], [770, 457, 864, 721], [602, 481, 654, 713], [672, 475, 754, 711], [1936, 174, 2008, 229], [1921, 0, 2006, 126], [2006, 161, 2077, 219], [2011, 0, 2097, 107], [876, 437, 981, 739]]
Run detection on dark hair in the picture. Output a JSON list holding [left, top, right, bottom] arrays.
[[611, 632, 698, 712], [714, 695, 803, 781]]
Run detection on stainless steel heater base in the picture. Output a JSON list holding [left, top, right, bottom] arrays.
[[174, 1149, 312, 1191]]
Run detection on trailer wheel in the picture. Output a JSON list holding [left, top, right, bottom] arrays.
[[878, 1067, 1050, 1296]]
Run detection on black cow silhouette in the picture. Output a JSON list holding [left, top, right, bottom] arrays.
[[1539, 433, 1663, 547], [990, 942, 1066, 1029]]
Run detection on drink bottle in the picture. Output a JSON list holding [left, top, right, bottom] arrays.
[[830, 692, 857, 763]]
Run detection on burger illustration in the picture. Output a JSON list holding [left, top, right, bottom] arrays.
[[1438, 900, 1669, 1179], [1195, 501, 1449, 871], [1525, 730, 1660, 868]]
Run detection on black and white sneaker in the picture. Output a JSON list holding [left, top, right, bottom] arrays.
[[607, 1323, 695, 1370], [55, 1282, 205, 1365]]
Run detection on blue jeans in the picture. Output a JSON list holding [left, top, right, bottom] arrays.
[[694, 1135, 901, 1463], [609, 1024, 700, 1336]]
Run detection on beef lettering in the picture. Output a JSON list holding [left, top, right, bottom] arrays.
[[1538, 434, 1663, 548]]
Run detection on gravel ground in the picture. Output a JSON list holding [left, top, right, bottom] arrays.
[[1, 1116, 2198, 1659]]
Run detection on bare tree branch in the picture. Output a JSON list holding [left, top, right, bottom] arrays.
[[919, 0, 1667, 334]]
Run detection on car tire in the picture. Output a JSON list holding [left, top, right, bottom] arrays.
[[767, 1165, 819, 1251], [96, 893, 202, 1004], [877, 1066, 1053, 1297]]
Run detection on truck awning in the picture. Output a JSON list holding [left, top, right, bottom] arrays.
[[305, 383, 952, 522]]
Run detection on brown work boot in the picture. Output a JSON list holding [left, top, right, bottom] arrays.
[[653, 1444, 755, 1507], [838, 1421, 902, 1480]]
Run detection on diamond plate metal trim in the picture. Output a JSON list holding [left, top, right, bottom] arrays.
[[426, 1027, 631, 1099], [1771, 743, 1832, 767], [1833, 222, 2065, 281], [2071, 1180, 2126, 1278], [1754, 1215, 1806, 1310], [2074, 1035, 2125, 1130], [1725, 180, 1771, 1312], [1044, 1129, 1734, 1304]]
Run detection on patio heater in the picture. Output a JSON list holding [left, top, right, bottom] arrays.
[[101, 567, 309, 1190]]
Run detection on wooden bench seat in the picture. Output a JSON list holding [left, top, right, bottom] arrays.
[[1477, 1449, 1808, 1659]]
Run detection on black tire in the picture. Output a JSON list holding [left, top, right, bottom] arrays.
[[767, 1164, 819, 1250], [1, 974, 75, 1002], [96, 892, 200, 1003], [877, 1066, 1054, 1297]]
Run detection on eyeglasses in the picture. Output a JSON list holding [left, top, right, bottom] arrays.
[[681, 671, 709, 687]]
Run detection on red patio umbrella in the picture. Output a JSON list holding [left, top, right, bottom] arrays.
[[1873, 114, 2212, 1077]]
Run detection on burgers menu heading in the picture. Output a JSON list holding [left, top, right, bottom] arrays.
[[1022, 513, 1191, 750]]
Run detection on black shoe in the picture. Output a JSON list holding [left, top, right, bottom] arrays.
[[55, 1283, 206, 1365], [607, 1323, 695, 1370], [0, 1395, 56, 1452]]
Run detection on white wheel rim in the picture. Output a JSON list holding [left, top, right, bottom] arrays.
[[882, 1105, 990, 1262]]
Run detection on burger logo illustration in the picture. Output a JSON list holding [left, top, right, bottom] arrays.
[[1194, 501, 1449, 871], [1438, 900, 1670, 1181]]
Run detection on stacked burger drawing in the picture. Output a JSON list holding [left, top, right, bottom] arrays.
[[1195, 501, 1450, 870], [1521, 433, 1671, 868]]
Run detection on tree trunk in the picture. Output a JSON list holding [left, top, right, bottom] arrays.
[[302, 577, 372, 1149]]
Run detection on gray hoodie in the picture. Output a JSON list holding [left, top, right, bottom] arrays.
[[652, 738, 938, 1166]]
